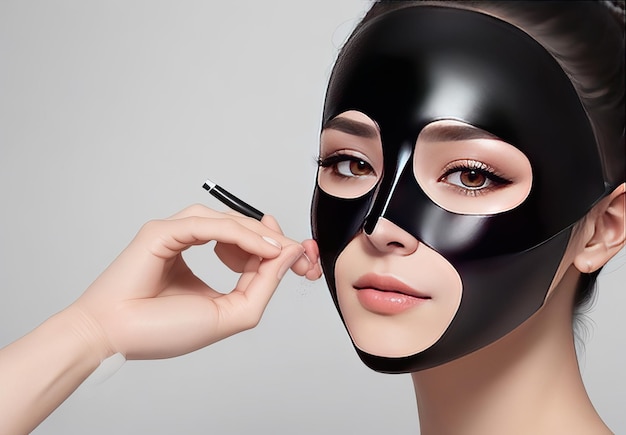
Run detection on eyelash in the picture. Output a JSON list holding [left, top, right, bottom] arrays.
[[317, 154, 511, 196], [439, 160, 512, 196], [316, 153, 375, 179]]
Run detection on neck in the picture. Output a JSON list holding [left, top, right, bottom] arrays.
[[410, 267, 610, 435]]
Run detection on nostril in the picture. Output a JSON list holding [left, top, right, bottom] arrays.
[[364, 217, 419, 255]]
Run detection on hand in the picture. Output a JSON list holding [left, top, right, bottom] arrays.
[[70, 204, 322, 361], [214, 210, 321, 280]]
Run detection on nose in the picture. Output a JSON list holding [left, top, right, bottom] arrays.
[[365, 217, 419, 255], [362, 139, 413, 235]]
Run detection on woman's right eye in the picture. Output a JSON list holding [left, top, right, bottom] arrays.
[[318, 154, 375, 179]]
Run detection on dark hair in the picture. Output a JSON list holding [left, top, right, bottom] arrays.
[[342, 0, 625, 310]]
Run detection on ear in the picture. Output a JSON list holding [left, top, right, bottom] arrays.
[[573, 183, 626, 273]]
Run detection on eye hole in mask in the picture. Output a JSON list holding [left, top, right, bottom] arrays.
[[318, 111, 383, 199], [413, 120, 533, 215], [319, 114, 533, 216]]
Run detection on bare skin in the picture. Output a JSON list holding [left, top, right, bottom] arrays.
[[412, 266, 607, 435], [0, 204, 322, 435], [409, 186, 625, 435], [321, 111, 625, 434]]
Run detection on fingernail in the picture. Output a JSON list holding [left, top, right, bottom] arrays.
[[262, 236, 282, 249], [277, 248, 304, 280]]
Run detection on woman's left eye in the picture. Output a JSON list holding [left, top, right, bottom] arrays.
[[439, 161, 511, 194]]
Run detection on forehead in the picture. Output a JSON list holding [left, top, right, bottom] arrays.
[[326, 7, 580, 138]]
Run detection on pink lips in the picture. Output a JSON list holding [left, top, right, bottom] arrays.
[[353, 273, 430, 315]]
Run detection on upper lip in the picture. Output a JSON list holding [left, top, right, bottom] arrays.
[[353, 273, 431, 299]]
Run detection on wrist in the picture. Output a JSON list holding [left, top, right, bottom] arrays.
[[0, 305, 116, 433], [60, 303, 117, 364]]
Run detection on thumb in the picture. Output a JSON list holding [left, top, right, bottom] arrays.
[[238, 244, 304, 312]]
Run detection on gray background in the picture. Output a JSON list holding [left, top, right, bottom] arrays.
[[0, 1, 623, 434]]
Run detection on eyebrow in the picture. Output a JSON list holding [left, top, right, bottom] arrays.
[[322, 118, 500, 143], [322, 117, 380, 139], [419, 124, 501, 142]]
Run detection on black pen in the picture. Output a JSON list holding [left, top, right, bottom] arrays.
[[202, 179, 265, 221]]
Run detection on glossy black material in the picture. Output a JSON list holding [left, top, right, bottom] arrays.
[[312, 7, 611, 373]]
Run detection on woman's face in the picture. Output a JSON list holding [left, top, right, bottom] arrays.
[[319, 111, 532, 357], [312, 6, 606, 372]]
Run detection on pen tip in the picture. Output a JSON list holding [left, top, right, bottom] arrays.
[[202, 179, 216, 191]]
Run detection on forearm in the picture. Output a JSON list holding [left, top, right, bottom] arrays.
[[0, 208, 319, 434], [0, 306, 111, 435]]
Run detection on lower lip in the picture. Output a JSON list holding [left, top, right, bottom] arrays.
[[356, 288, 425, 315]]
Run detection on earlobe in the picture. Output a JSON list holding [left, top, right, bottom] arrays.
[[573, 183, 626, 273]]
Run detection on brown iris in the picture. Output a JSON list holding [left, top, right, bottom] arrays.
[[350, 159, 372, 176], [460, 169, 486, 188]]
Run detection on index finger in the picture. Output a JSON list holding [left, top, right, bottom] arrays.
[[135, 216, 283, 260], [168, 204, 301, 248]]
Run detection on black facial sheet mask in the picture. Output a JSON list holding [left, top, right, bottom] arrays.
[[311, 7, 611, 373]]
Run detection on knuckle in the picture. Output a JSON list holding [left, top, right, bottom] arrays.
[[184, 203, 210, 216], [219, 218, 243, 234], [139, 219, 163, 235], [184, 215, 204, 227]]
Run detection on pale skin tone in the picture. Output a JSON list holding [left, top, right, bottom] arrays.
[[321, 111, 626, 435], [334, 220, 463, 357], [320, 112, 534, 357], [1, 118, 622, 435], [412, 186, 625, 435], [0, 204, 322, 435]]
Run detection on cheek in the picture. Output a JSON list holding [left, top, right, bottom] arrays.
[[334, 237, 463, 358]]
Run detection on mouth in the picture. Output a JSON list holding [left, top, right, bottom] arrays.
[[352, 273, 430, 315], [354, 273, 430, 298]]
